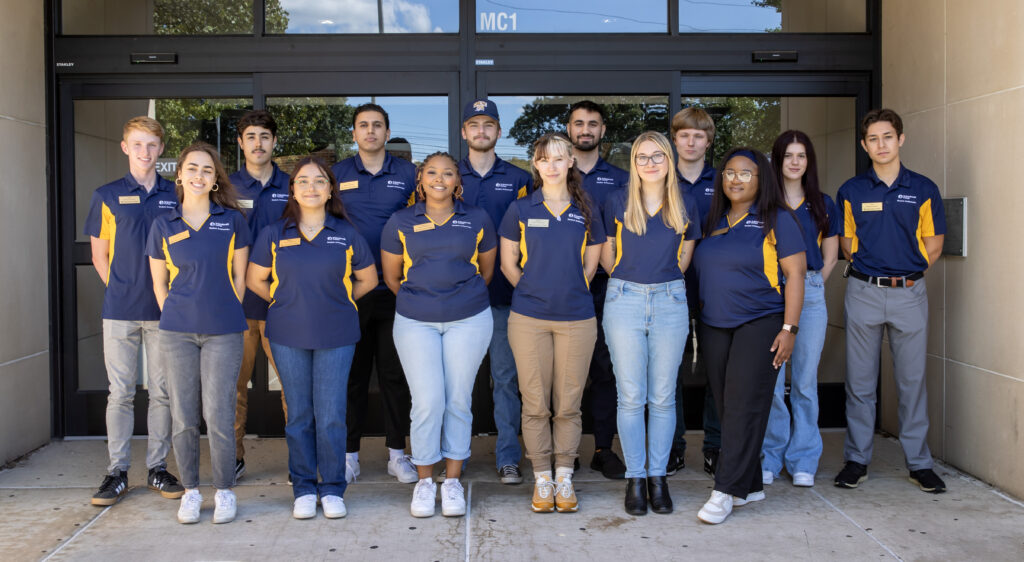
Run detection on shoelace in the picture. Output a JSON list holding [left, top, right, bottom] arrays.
[[500, 466, 518, 477], [555, 478, 574, 499], [216, 492, 235, 509], [182, 492, 202, 509], [535, 479, 554, 499], [414, 481, 435, 501], [443, 481, 463, 500], [98, 475, 121, 492]]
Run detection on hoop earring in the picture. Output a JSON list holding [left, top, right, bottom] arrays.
[[175, 178, 183, 187], [211, 183, 220, 192]]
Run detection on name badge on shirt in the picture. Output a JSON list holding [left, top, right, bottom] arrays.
[[862, 202, 884, 212], [338, 181, 359, 191], [413, 222, 435, 232], [168, 230, 190, 244], [238, 199, 254, 209], [527, 218, 549, 228], [279, 238, 301, 248], [118, 195, 141, 205]]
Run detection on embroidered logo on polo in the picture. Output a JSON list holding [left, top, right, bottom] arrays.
[[386, 179, 407, 190], [493, 182, 515, 192], [896, 194, 918, 204], [158, 200, 178, 208], [744, 219, 765, 229], [451, 219, 474, 229], [594, 177, 617, 185], [208, 221, 233, 231], [325, 236, 348, 245], [566, 212, 586, 226], [271, 193, 289, 202]]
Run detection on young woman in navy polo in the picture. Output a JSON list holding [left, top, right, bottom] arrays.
[[499, 133, 605, 513], [761, 131, 841, 489], [247, 157, 377, 520], [381, 152, 496, 518], [599, 132, 701, 516], [692, 148, 806, 525], [146, 142, 250, 525]]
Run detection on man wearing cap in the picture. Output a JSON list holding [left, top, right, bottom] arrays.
[[459, 99, 533, 484]]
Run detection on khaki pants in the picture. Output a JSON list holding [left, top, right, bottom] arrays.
[[508, 311, 597, 473], [236, 319, 286, 459]]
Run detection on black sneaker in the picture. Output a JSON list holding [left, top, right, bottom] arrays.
[[834, 461, 868, 489], [909, 468, 946, 493], [91, 471, 128, 506], [148, 468, 185, 499], [235, 458, 246, 481], [591, 449, 626, 480], [666, 447, 686, 476], [703, 449, 720, 476], [498, 464, 523, 485]]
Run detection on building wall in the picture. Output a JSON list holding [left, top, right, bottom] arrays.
[[0, 0, 51, 463], [881, 0, 1024, 498]]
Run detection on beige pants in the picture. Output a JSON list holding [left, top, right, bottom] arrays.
[[507, 311, 597, 473], [235, 319, 286, 458]]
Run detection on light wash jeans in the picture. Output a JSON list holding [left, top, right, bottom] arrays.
[[161, 330, 243, 490], [489, 305, 523, 468], [603, 278, 689, 478], [762, 271, 826, 476], [270, 343, 355, 499], [393, 308, 493, 466], [102, 319, 172, 474]]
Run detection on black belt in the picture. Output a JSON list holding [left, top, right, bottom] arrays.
[[849, 269, 923, 288]]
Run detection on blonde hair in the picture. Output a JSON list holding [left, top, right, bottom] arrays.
[[623, 131, 688, 236], [122, 116, 165, 142]]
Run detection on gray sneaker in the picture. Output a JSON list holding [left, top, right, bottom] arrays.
[[498, 464, 523, 485]]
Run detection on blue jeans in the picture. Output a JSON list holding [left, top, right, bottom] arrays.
[[489, 305, 523, 468], [603, 278, 689, 478], [762, 271, 826, 476], [393, 309, 493, 466], [270, 342, 355, 499]]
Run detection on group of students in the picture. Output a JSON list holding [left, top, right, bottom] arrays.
[[86, 98, 947, 527]]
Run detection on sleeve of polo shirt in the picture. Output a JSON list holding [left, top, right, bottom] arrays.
[[824, 194, 841, 238], [83, 190, 104, 238], [922, 182, 947, 236], [350, 229, 375, 270], [773, 210, 806, 258], [249, 225, 275, 268], [478, 211, 497, 253], [683, 191, 702, 240], [602, 194, 618, 236], [587, 204, 607, 245], [233, 211, 251, 248], [498, 202, 522, 241], [380, 214, 404, 255], [145, 219, 165, 260]]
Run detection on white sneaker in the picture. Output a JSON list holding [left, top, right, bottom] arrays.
[[177, 489, 202, 524], [212, 489, 237, 524], [440, 479, 466, 517], [388, 454, 419, 484], [762, 470, 775, 485], [346, 456, 360, 484], [732, 490, 766, 506], [321, 495, 347, 519], [792, 472, 815, 487], [697, 490, 733, 524], [410, 479, 437, 517], [293, 493, 317, 519]]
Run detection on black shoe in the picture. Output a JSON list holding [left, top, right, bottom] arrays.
[[591, 449, 626, 480], [909, 468, 946, 493], [498, 464, 523, 485], [666, 447, 686, 475], [148, 467, 185, 499], [703, 449, 720, 476], [91, 471, 128, 506], [834, 461, 868, 489], [235, 458, 246, 481], [624, 477, 647, 515], [574, 457, 580, 471], [647, 476, 673, 514]]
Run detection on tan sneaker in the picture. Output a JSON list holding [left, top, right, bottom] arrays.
[[531, 475, 555, 513], [554, 475, 579, 513]]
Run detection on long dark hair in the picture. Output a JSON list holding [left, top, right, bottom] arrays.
[[280, 156, 349, 228], [530, 132, 593, 234], [704, 147, 785, 237], [175, 142, 242, 212], [771, 130, 828, 236]]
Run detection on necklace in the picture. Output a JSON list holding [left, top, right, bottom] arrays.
[[299, 221, 323, 237]]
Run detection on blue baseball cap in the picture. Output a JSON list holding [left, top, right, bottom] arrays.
[[462, 99, 500, 123]]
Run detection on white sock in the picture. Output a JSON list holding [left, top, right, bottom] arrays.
[[389, 448, 405, 461], [555, 467, 573, 480], [534, 470, 552, 481], [346, 452, 359, 463]]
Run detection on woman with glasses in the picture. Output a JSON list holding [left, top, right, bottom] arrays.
[[692, 147, 806, 525], [247, 157, 378, 520], [760, 131, 840, 488], [600, 132, 700, 516]]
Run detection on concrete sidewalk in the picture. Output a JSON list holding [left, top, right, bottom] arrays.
[[1, 430, 1021, 561]]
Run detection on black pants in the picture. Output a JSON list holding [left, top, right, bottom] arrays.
[[587, 273, 617, 449], [346, 289, 411, 452], [701, 314, 782, 498]]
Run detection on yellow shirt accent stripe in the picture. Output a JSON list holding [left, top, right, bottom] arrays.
[[916, 198, 935, 264], [611, 218, 625, 274], [397, 230, 413, 284], [269, 241, 280, 303], [518, 221, 528, 269], [161, 238, 180, 290], [762, 229, 781, 294], [843, 200, 859, 255], [100, 203, 116, 285], [227, 233, 240, 302], [343, 245, 356, 308], [580, 236, 589, 289], [517, 185, 528, 199], [470, 228, 484, 274], [427, 212, 456, 226], [407, 191, 417, 207], [543, 201, 571, 218]]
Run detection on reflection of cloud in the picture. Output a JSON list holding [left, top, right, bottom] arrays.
[[279, 0, 446, 33]]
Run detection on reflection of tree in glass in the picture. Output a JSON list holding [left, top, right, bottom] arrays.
[[682, 97, 781, 165], [155, 99, 251, 173], [752, 0, 782, 32], [153, 0, 289, 34], [270, 100, 356, 168]]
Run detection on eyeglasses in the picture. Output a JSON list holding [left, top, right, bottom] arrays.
[[635, 152, 668, 166], [294, 178, 329, 189], [723, 170, 757, 182]]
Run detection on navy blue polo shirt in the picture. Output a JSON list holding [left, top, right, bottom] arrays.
[[331, 153, 417, 287], [146, 203, 250, 335], [229, 163, 291, 321], [604, 188, 702, 284], [837, 165, 946, 277], [460, 156, 533, 307], [693, 206, 805, 328], [250, 215, 374, 349], [789, 194, 841, 272], [677, 164, 717, 227], [83, 174, 179, 321], [381, 201, 496, 323], [499, 190, 607, 321], [579, 157, 629, 209]]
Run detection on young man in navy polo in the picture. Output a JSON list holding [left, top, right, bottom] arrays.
[[459, 98, 533, 485], [228, 110, 291, 480], [566, 100, 628, 479], [83, 116, 184, 505], [835, 108, 947, 493], [332, 103, 418, 484]]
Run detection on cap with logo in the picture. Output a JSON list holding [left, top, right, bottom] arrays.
[[463, 99, 500, 123]]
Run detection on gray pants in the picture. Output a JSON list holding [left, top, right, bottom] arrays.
[[102, 319, 172, 474], [843, 276, 933, 470], [161, 330, 243, 489]]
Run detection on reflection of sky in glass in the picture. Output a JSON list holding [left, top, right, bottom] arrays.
[[276, 0, 457, 33], [476, 0, 666, 33], [679, 0, 780, 32]]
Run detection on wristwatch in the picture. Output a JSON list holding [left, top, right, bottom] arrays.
[[782, 324, 799, 335]]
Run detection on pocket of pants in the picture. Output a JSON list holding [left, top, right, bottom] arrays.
[[807, 273, 825, 289], [604, 281, 623, 304], [669, 285, 688, 305]]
